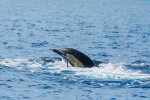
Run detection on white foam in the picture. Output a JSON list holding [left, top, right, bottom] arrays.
[[0, 58, 44, 72], [0, 58, 28, 67], [0, 58, 150, 80], [73, 63, 150, 79]]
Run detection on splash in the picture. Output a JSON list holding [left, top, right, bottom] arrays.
[[0, 57, 150, 80], [74, 63, 150, 79]]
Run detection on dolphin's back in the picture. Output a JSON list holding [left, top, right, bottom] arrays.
[[60, 48, 95, 67]]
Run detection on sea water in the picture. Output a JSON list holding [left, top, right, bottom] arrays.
[[0, 0, 150, 99]]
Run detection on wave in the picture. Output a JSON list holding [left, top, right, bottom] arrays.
[[0, 57, 150, 88]]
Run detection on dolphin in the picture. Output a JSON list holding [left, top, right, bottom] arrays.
[[53, 48, 96, 68]]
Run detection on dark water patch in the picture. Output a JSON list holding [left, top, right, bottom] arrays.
[[53, 89, 63, 94], [5, 46, 24, 50], [70, 78, 142, 88], [28, 84, 38, 88], [125, 63, 150, 74], [40, 57, 62, 62], [85, 25, 96, 29], [80, 80, 95, 86], [6, 79, 13, 82], [112, 31, 119, 33], [98, 52, 113, 57], [105, 35, 120, 39], [29, 33, 35, 37], [27, 23, 36, 28], [42, 85, 53, 89], [17, 32, 21, 36], [60, 70, 75, 74], [52, 29, 61, 32], [0, 96, 12, 100], [15, 46, 24, 50], [36, 20, 41, 23], [139, 96, 147, 98], [10, 28, 15, 31], [26, 73, 36, 77], [111, 98, 117, 100], [130, 79, 150, 88], [0, 64, 18, 72], [45, 29, 50, 32], [78, 22, 86, 26], [5, 46, 14, 49], [40, 84, 54, 89], [132, 94, 138, 97], [7, 86, 13, 88], [19, 79, 25, 81], [30, 57, 55, 63], [31, 41, 48, 47], [22, 97, 31, 99], [132, 60, 148, 64], [0, 83, 7, 86], [82, 89, 92, 92], [2, 42, 8, 44]]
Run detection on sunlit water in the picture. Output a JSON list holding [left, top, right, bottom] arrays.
[[0, 0, 150, 100]]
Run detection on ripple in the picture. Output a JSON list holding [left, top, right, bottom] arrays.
[[31, 41, 48, 47]]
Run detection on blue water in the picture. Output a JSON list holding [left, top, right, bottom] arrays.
[[0, 0, 150, 99]]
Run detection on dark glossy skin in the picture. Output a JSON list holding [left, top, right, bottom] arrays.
[[53, 48, 96, 68]]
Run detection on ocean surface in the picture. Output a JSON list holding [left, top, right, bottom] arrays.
[[0, 0, 150, 99]]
